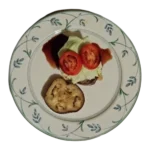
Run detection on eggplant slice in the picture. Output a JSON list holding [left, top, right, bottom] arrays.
[[44, 78, 85, 114]]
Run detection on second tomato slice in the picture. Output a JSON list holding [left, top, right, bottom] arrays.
[[80, 43, 101, 70]]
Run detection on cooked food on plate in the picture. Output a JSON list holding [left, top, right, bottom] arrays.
[[42, 33, 113, 114], [42, 34, 112, 85], [44, 78, 85, 113]]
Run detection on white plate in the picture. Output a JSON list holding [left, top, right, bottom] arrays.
[[9, 9, 141, 141]]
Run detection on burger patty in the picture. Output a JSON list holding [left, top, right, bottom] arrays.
[[78, 77, 98, 85]]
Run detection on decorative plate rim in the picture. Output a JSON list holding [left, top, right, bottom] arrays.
[[8, 9, 142, 141]]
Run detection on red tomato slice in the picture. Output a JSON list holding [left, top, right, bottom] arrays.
[[59, 50, 82, 75], [80, 43, 101, 69]]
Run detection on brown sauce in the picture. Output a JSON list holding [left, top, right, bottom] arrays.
[[42, 33, 112, 68], [100, 48, 112, 65], [42, 34, 68, 68]]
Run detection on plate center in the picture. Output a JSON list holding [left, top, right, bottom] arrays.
[[28, 29, 121, 121]]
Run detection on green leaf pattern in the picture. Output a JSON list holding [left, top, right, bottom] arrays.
[[32, 109, 41, 123], [13, 58, 24, 68], [114, 104, 121, 111], [105, 24, 113, 35], [87, 124, 101, 133], [126, 76, 136, 87], [19, 87, 26, 95], [50, 18, 62, 26], [79, 19, 86, 26]]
